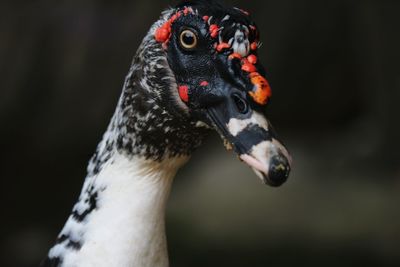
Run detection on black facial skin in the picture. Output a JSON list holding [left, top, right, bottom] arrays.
[[167, 11, 260, 120], [165, 2, 291, 186]]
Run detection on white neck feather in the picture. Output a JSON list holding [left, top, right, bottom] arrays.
[[50, 152, 189, 267]]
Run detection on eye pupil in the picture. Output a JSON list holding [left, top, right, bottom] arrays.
[[180, 30, 197, 49], [233, 94, 248, 114], [183, 32, 194, 44]]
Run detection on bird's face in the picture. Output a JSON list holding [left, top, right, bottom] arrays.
[[155, 2, 291, 186]]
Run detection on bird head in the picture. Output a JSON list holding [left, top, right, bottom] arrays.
[[146, 0, 291, 186]]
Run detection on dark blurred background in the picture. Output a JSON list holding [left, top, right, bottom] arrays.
[[1, 0, 399, 266]]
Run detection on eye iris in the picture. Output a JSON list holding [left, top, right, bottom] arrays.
[[180, 30, 197, 49]]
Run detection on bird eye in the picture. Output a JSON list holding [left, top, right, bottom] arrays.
[[232, 94, 249, 114], [179, 30, 198, 50]]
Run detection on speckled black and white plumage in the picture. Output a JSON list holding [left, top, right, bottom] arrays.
[[42, 1, 291, 266], [91, 9, 210, 170], [42, 9, 209, 266]]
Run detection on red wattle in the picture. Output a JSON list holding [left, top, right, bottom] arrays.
[[155, 27, 170, 43], [216, 42, 231, 52], [247, 55, 258, 64], [178, 85, 189, 103], [242, 63, 257, 73], [209, 24, 219, 38]]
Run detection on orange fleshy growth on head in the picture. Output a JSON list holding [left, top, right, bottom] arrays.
[[228, 53, 242, 60], [170, 12, 181, 22], [202, 15, 209, 22], [200, 81, 209, 86], [216, 42, 231, 52], [241, 61, 257, 73], [247, 54, 257, 64], [178, 85, 189, 102], [249, 72, 271, 105], [209, 24, 219, 38], [155, 26, 171, 43], [250, 42, 258, 50]]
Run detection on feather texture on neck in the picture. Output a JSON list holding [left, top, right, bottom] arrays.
[[43, 10, 206, 266], [47, 152, 188, 267]]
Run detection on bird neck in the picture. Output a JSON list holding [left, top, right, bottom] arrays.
[[47, 150, 188, 267], [44, 10, 209, 266]]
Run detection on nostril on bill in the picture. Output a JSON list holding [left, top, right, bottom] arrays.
[[266, 153, 291, 187]]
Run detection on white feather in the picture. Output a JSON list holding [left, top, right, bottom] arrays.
[[51, 153, 189, 267]]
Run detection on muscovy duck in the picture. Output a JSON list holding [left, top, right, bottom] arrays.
[[42, 0, 291, 266]]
